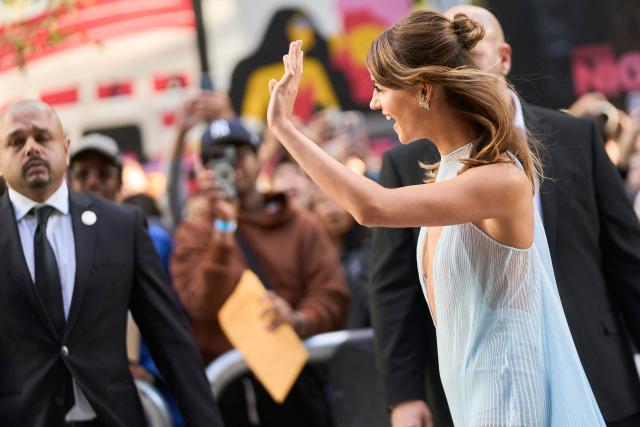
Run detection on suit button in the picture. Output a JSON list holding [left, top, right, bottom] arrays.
[[54, 397, 64, 406], [61, 346, 69, 357]]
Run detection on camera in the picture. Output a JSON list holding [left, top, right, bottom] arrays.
[[206, 145, 237, 200]]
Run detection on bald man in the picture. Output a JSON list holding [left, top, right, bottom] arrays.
[[0, 100, 224, 426], [369, 6, 640, 427]]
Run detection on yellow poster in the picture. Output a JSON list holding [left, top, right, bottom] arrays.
[[218, 270, 309, 403]]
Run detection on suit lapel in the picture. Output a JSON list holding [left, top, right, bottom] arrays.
[[64, 191, 96, 337], [0, 192, 59, 337], [523, 105, 558, 254]]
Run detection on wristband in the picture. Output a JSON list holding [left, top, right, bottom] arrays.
[[214, 219, 238, 233]]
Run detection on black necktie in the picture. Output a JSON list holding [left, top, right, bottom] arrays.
[[34, 205, 66, 336], [33, 205, 75, 411]]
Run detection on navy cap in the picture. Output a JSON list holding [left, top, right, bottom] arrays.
[[200, 119, 260, 161]]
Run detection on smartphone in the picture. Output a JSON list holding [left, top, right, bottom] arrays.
[[207, 145, 237, 200]]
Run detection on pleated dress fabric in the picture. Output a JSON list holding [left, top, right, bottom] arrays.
[[416, 143, 605, 426]]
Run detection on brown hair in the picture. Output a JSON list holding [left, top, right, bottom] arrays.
[[366, 10, 541, 189]]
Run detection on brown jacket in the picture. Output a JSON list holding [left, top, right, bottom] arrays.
[[171, 196, 350, 363]]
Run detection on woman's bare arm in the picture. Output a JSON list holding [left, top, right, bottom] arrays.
[[268, 41, 530, 229]]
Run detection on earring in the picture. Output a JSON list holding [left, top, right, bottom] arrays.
[[417, 93, 430, 111]]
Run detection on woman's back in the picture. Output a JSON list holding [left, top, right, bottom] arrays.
[[417, 143, 605, 426]]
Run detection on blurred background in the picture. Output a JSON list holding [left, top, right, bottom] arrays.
[[2, 1, 640, 426], [2, 0, 638, 197]]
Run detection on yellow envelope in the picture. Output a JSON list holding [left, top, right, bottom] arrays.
[[218, 270, 309, 403]]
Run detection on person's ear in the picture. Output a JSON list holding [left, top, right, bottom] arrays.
[[417, 84, 434, 104], [499, 43, 512, 77], [64, 137, 71, 166], [416, 84, 434, 111]]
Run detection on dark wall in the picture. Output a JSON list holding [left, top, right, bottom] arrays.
[[486, 0, 640, 110]]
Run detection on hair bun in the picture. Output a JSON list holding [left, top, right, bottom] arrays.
[[450, 13, 485, 51]]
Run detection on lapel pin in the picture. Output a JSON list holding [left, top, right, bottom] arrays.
[[81, 210, 97, 226]]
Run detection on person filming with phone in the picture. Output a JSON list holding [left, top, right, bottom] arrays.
[[170, 117, 350, 427]]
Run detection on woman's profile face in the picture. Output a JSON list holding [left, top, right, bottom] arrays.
[[369, 79, 426, 144]]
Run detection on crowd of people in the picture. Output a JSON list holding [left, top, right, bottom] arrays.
[[0, 89, 374, 427], [1, 3, 640, 427]]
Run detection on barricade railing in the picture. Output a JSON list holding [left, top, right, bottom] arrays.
[[206, 328, 390, 427], [206, 328, 372, 397], [136, 379, 174, 427]]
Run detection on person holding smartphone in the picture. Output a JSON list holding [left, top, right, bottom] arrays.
[[171, 118, 350, 427]]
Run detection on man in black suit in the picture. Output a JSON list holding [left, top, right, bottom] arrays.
[[0, 99, 224, 426], [370, 5, 640, 427]]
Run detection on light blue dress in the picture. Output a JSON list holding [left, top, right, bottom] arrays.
[[416, 143, 605, 426]]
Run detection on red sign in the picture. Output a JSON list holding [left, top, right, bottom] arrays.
[[572, 43, 640, 98], [40, 87, 79, 105], [97, 80, 133, 98], [153, 73, 190, 92]]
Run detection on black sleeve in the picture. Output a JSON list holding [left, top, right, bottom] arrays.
[[167, 155, 185, 228], [129, 209, 224, 426], [591, 121, 640, 347], [368, 150, 433, 407]]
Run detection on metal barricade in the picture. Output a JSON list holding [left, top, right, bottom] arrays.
[[206, 328, 390, 427], [135, 380, 174, 427]]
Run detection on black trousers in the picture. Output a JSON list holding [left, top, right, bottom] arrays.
[[219, 367, 334, 427], [607, 411, 640, 427]]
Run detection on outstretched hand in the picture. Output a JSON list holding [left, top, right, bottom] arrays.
[[267, 40, 303, 131]]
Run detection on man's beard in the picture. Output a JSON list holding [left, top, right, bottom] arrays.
[[22, 156, 51, 189]]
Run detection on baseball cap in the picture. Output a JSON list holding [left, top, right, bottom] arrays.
[[70, 133, 122, 168], [200, 118, 260, 161]]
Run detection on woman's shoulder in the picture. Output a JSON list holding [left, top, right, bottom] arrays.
[[461, 157, 527, 179], [459, 160, 531, 199]]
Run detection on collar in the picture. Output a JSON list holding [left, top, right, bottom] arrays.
[[508, 89, 526, 130], [7, 181, 70, 221], [238, 192, 294, 227]]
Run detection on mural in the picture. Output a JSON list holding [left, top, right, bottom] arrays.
[[229, 1, 412, 123], [229, 8, 344, 123], [330, 0, 413, 107]]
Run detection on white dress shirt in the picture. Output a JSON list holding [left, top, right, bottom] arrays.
[[8, 182, 97, 421], [509, 90, 544, 220]]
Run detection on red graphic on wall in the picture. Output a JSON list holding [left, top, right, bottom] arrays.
[[40, 86, 78, 106], [97, 80, 133, 98], [572, 43, 640, 98], [330, 9, 384, 106]]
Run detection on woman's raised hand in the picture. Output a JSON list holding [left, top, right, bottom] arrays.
[[267, 40, 303, 131]]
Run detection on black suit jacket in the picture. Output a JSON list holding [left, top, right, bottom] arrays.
[[369, 105, 640, 423], [0, 190, 224, 427]]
